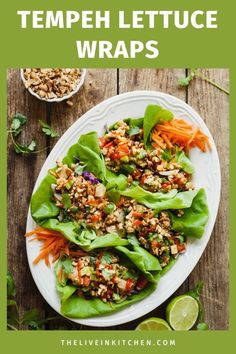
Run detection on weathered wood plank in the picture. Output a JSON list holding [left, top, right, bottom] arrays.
[[187, 69, 229, 330], [7, 69, 48, 327]]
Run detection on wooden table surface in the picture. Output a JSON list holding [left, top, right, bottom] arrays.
[[7, 68, 229, 330]]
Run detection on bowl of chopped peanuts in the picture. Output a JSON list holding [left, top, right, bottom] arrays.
[[20, 68, 86, 103]]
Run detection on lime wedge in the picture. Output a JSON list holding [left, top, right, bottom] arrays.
[[135, 317, 172, 331], [166, 295, 199, 330]]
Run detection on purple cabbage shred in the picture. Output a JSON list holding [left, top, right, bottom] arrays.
[[82, 171, 101, 184]]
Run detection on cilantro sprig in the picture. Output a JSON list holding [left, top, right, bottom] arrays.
[[9, 113, 37, 154], [8, 113, 60, 155], [39, 120, 59, 138], [7, 271, 58, 330], [178, 69, 229, 95], [187, 281, 209, 330]]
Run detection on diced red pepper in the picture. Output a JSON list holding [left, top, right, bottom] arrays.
[[110, 151, 127, 160], [110, 143, 130, 160], [132, 212, 143, 218], [77, 260, 82, 271], [83, 276, 91, 287], [140, 175, 147, 185], [90, 213, 102, 222], [125, 278, 134, 292], [151, 240, 161, 248], [174, 238, 186, 253], [111, 276, 117, 283], [118, 143, 129, 153], [162, 182, 171, 189], [110, 152, 119, 160], [133, 219, 143, 227], [99, 137, 106, 147], [103, 141, 114, 149]]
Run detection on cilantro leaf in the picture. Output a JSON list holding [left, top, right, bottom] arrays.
[[101, 252, 114, 265], [14, 140, 36, 154], [10, 113, 27, 137], [127, 126, 140, 136], [162, 149, 172, 162], [27, 140, 36, 151], [178, 76, 194, 87], [7, 271, 59, 330], [187, 281, 208, 327], [62, 193, 71, 210], [7, 272, 16, 297], [60, 256, 73, 275], [39, 120, 59, 138], [21, 309, 46, 330], [7, 272, 19, 328], [178, 69, 197, 87], [74, 163, 86, 175], [187, 281, 203, 301]]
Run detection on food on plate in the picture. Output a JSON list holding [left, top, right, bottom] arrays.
[[26, 227, 160, 317], [27, 104, 210, 318]]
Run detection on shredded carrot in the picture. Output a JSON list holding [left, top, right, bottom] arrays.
[[58, 267, 63, 282], [25, 227, 86, 267], [162, 134, 173, 149], [25, 227, 62, 237], [152, 118, 211, 152], [152, 135, 166, 149]]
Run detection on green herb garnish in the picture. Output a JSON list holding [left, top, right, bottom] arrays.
[[104, 203, 115, 214], [10, 113, 27, 136], [62, 193, 71, 210], [162, 149, 172, 162], [9, 113, 37, 154], [74, 164, 86, 175], [119, 164, 136, 174], [127, 126, 140, 136], [7, 272, 57, 330], [39, 120, 60, 138], [101, 252, 114, 265], [178, 69, 229, 95], [187, 281, 209, 330]]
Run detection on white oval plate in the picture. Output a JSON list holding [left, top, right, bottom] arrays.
[[26, 91, 221, 327]]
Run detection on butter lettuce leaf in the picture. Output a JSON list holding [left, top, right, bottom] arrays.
[[143, 105, 173, 148], [169, 188, 209, 238], [105, 168, 128, 191], [77, 132, 106, 182], [120, 185, 198, 211], [30, 174, 59, 224], [116, 245, 161, 283], [175, 150, 194, 174], [40, 218, 129, 251], [60, 283, 156, 318]]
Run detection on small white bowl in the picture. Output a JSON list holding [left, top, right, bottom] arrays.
[[20, 68, 86, 103]]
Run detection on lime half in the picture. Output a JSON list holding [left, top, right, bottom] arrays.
[[166, 295, 199, 330], [135, 317, 172, 331]]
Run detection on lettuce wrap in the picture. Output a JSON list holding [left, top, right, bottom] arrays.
[[30, 132, 128, 250], [55, 247, 160, 318]]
